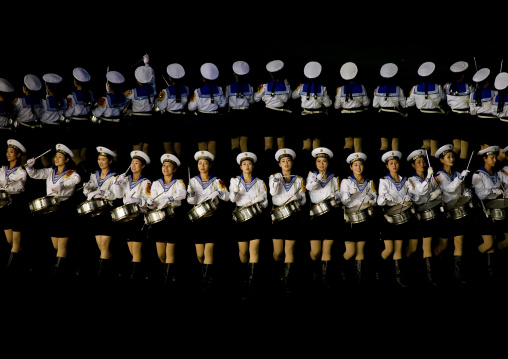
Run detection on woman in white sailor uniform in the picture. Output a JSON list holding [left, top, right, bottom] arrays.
[[0, 78, 16, 145], [225, 61, 255, 171], [339, 152, 378, 287], [40, 73, 67, 168], [186, 150, 229, 292], [406, 149, 442, 286], [229, 151, 268, 295], [63, 67, 94, 169], [25, 143, 81, 281], [471, 145, 508, 281], [292, 62, 332, 166], [305, 147, 341, 289], [492, 72, 508, 142], [145, 153, 186, 292], [376, 150, 419, 287], [432, 144, 472, 285], [443, 61, 475, 164], [469, 68, 498, 150], [0, 139, 29, 275], [111, 150, 152, 287], [91, 70, 129, 155], [406, 62, 446, 158], [334, 62, 370, 164], [372, 63, 407, 168], [268, 148, 306, 294], [496, 147, 508, 253], [154, 63, 190, 160], [187, 63, 227, 159], [124, 55, 156, 153], [82, 146, 120, 281], [254, 60, 292, 175]]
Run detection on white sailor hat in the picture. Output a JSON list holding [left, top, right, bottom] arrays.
[[275, 148, 296, 162], [407, 149, 427, 162], [503, 146, 508, 154], [167, 63, 185, 79], [130, 150, 150, 165], [194, 150, 215, 162], [0, 78, 14, 92], [42, 73, 63, 84], [24, 74, 42, 91], [340, 62, 358, 81], [473, 68, 490, 83], [106, 71, 125, 84], [135, 66, 153, 84], [494, 72, 508, 91], [346, 152, 367, 164], [233, 61, 250, 76], [96, 146, 116, 158], [380, 63, 398, 79], [266, 60, 284, 73], [435, 144, 454, 158], [478, 146, 500, 156], [160, 153, 181, 167], [311, 147, 333, 159], [237, 152, 257, 165], [304, 61, 322, 79], [73, 67, 91, 82], [450, 61, 468, 73], [381, 150, 402, 163], [200, 63, 219, 81], [418, 62, 435, 77], [7, 139, 26, 154], [55, 143, 74, 158]]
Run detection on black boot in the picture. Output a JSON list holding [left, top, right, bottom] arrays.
[[424, 257, 438, 287], [51, 257, 68, 286], [129, 262, 143, 290], [6, 251, 19, 274], [163, 263, 177, 292], [355, 259, 365, 288], [453, 255, 466, 286], [321, 260, 332, 290], [486, 252, 499, 282], [201, 264, 215, 293], [311, 259, 322, 284], [283, 262, 294, 294], [247, 262, 257, 295], [394, 259, 408, 288], [374, 257, 388, 285]]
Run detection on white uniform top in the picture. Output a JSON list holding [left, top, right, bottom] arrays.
[[372, 85, 407, 109], [291, 83, 332, 110], [112, 175, 152, 212], [225, 82, 255, 109], [187, 84, 227, 113], [406, 81, 445, 110], [498, 166, 508, 188], [443, 82, 474, 110], [187, 175, 229, 205], [83, 170, 118, 201], [0, 165, 27, 194], [491, 93, 508, 118], [377, 175, 419, 207], [155, 85, 190, 112], [339, 176, 377, 208], [63, 90, 94, 118], [472, 167, 504, 201], [40, 95, 67, 124], [12, 96, 43, 124], [268, 173, 306, 207], [305, 171, 340, 204], [469, 88, 498, 116], [125, 87, 156, 113], [408, 173, 441, 205], [92, 93, 129, 118], [148, 178, 187, 210], [229, 175, 268, 208], [26, 167, 81, 201], [254, 81, 291, 109], [435, 169, 469, 204], [333, 83, 370, 110]]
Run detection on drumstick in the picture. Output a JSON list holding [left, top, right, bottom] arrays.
[[33, 149, 52, 161], [123, 165, 131, 175], [465, 151, 474, 171]]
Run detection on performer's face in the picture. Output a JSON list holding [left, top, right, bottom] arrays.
[[198, 159, 211, 174], [386, 159, 399, 174], [316, 157, 328, 172], [411, 157, 427, 173], [279, 157, 293, 172], [240, 160, 253, 175], [484, 154, 497, 168], [440, 152, 455, 167], [162, 161, 176, 176], [6, 147, 20, 163], [54, 153, 69, 167], [130, 159, 145, 174], [350, 160, 364, 176], [98, 155, 112, 170]]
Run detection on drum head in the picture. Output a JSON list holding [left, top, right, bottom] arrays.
[[417, 199, 441, 212], [486, 198, 508, 209], [386, 202, 412, 215], [345, 202, 371, 214], [444, 196, 469, 211]]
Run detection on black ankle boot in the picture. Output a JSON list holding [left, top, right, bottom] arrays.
[[355, 259, 364, 287], [486, 252, 499, 282], [129, 262, 143, 289], [6, 251, 18, 273], [283, 262, 294, 294], [424, 257, 438, 287], [321, 260, 332, 290], [453, 255, 466, 285], [247, 262, 257, 293], [394, 259, 408, 288], [201, 264, 215, 293], [163, 263, 176, 291], [311, 259, 321, 283]]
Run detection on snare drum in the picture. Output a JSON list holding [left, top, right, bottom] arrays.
[[444, 195, 474, 220], [309, 196, 338, 218], [384, 202, 415, 225], [145, 205, 175, 225], [271, 200, 301, 223], [344, 202, 374, 224], [0, 190, 11, 208], [110, 203, 140, 223], [188, 196, 219, 222], [485, 198, 508, 221], [28, 196, 60, 215], [77, 198, 109, 217], [415, 199, 444, 221], [232, 202, 262, 223]]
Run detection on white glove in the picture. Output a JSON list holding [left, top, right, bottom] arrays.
[[146, 197, 155, 207], [26, 158, 35, 168], [384, 194, 393, 202], [274, 173, 283, 181], [83, 182, 93, 191], [117, 173, 126, 183], [463, 189, 472, 197], [206, 191, 219, 201], [125, 197, 142, 205], [316, 172, 324, 181], [0, 177, 6, 186], [143, 54, 149, 64], [460, 170, 470, 179], [349, 186, 358, 195], [87, 190, 101, 200], [430, 188, 441, 200], [402, 195, 412, 202], [288, 194, 298, 203], [426, 167, 434, 179], [253, 195, 265, 203], [492, 188, 503, 196], [187, 185, 195, 195]]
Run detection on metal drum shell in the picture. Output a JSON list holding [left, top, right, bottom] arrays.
[[232, 202, 262, 223], [188, 196, 219, 222], [415, 199, 444, 221], [28, 196, 60, 215], [271, 200, 301, 223], [110, 203, 140, 223], [309, 197, 338, 218], [344, 203, 375, 224], [77, 198, 109, 217], [485, 198, 508, 221], [384, 202, 415, 225], [444, 196, 474, 220], [145, 205, 175, 225], [0, 190, 12, 208]]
